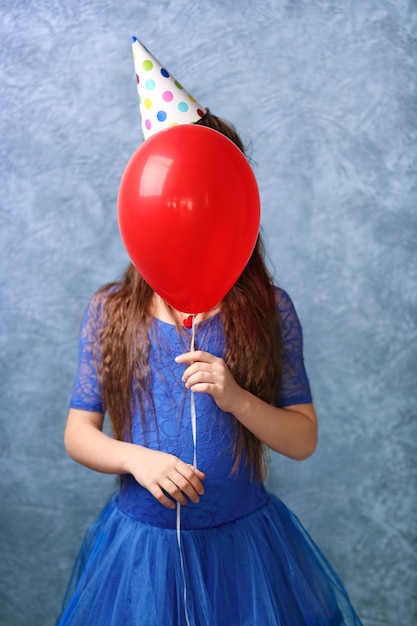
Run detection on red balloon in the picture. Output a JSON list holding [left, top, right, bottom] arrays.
[[117, 124, 260, 314]]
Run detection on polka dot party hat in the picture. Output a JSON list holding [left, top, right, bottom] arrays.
[[132, 36, 206, 140]]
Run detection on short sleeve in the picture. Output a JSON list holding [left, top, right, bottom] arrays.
[[275, 288, 313, 407], [69, 291, 107, 412]]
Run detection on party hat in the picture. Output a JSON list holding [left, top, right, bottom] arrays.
[[132, 37, 206, 140]]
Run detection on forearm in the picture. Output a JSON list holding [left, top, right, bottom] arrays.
[[232, 390, 318, 460], [64, 409, 206, 508], [176, 350, 318, 461], [64, 409, 140, 475]]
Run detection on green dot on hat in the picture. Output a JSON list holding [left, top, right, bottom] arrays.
[[142, 60, 153, 71]]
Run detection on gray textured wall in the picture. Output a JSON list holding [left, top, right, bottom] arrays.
[[1, 1, 416, 625]]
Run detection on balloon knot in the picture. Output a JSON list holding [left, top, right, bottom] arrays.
[[183, 315, 194, 329]]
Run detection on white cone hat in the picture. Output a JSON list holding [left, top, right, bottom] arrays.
[[132, 37, 206, 140]]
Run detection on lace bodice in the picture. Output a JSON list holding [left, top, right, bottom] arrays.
[[69, 286, 312, 529]]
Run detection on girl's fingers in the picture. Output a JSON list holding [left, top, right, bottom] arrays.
[[149, 484, 177, 509], [160, 478, 189, 505], [159, 463, 205, 505], [134, 450, 206, 509], [153, 475, 205, 509], [175, 350, 216, 365], [184, 370, 214, 389], [188, 465, 206, 480], [175, 352, 227, 393], [177, 464, 205, 497]]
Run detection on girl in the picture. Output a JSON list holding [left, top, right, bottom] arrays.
[[57, 112, 363, 625]]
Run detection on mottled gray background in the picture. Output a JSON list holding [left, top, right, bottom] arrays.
[[1, 1, 416, 625]]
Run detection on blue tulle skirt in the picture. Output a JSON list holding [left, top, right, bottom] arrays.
[[56, 493, 362, 625]]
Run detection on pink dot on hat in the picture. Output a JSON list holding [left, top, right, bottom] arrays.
[[162, 91, 174, 102], [145, 119, 151, 130]]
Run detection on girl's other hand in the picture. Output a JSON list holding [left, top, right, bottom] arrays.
[[127, 447, 205, 509], [175, 350, 245, 415]]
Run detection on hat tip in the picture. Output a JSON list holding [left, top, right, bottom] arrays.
[[131, 36, 137, 44]]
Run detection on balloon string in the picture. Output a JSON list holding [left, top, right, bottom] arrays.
[[190, 316, 197, 469], [176, 503, 191, 626], [177, 314, 197, 626]]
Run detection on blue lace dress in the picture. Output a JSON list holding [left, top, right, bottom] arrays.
[[57, 287, 362, 626]]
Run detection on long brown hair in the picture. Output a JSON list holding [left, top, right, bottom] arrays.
[[98, 112, 281, 479]]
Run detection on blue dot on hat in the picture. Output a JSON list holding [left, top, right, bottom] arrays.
[[157, 110, 167, 122], [160, 68, 169, 78], [145, 79, 156, 90], [178, 101, 189, 113]]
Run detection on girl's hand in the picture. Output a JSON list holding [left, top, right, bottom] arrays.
[[175, 350, 245, 415], [127, 447, 206, 509]]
